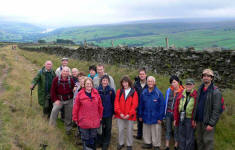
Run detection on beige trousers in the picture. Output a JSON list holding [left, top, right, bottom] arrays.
[[117, 119, 134, 146], [143, 123, 162, 147]]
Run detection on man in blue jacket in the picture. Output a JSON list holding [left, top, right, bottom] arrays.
[[139, 76, 165, 150]]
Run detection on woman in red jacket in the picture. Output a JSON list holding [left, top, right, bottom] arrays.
[[73, 78, 103, 150], [115, 76, 138, 150]]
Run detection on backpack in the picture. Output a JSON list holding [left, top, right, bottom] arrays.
[[220, 96, 225, 114], [214, 86, 225, 114], [58, 75, 72, 89]]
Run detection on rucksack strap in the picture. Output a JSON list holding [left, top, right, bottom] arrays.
[[119, 88, 135, 101], [58, 75, 61, 85], [58, 75, 71, 89], [119, 89, 123, 101], [68, 76, 71, 89]]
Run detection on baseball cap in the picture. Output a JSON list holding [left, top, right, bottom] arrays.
[[61, 57, 69, 61], [185, 78, 195, 85]]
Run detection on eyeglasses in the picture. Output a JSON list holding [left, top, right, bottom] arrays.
[[202, 74, 212, 78], [186, 83, 193, 85]]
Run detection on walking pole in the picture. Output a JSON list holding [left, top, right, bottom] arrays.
[[30, 89, 33, 107]]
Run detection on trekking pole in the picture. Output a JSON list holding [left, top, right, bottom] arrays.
[[30, 89, 33, 107], [40, 143, 48, 150]]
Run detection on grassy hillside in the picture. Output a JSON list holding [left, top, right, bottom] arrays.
[[0, 46, 78, 150], [0, 45, 234, 149], [42, 20, 235, 49], [1, 19, 235, 49], [0, 21, 45, 42]]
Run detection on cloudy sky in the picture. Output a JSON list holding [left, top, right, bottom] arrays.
[[0, 0, 234, 27]]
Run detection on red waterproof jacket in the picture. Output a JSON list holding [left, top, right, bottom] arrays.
[[114, 88, 138, 121], [72, 88, 103, 129]]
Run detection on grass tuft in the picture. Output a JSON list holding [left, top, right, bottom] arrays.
[[0, 45, 234, 150]]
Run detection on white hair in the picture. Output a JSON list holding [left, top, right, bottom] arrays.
[[147, 76, 156, 83], [72, 68, 79, 72], [62, 66, 70, 71]]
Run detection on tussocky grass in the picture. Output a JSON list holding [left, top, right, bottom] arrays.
[[0, 45, 233, 150], [18, 46, 235, 150], [0, 46, 78, 150]]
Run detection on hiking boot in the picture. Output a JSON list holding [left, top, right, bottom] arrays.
[[165, 147, 170, 150], [134, 135, 142, 140], [75, 140, 82, 145], [96, 143, 102, 148], [87, 144, 96, 150], [102, 144, 109, 150], [142, 144, 152, 149], [153, 146, 160, 150], [66, 130, 72, 135], [117, 144, 124, 150], [126, 146, 132, 150]]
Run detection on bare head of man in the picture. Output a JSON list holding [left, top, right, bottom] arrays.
[[72, 68, 79, 78], [97, 64, 105, 77], [139, 67, 147, 81], [45, 60, 53, 71]]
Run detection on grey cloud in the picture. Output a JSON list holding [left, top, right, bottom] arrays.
[[107, 0, 235, 20], [1, 0, 235, 26]]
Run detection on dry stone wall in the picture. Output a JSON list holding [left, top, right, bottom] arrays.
[[19, 45, 235, 88]]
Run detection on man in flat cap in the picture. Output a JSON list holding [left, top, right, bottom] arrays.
[[55, 58, 71, 76], [194, 69, 222, 150], [55, 58, 72, 121]]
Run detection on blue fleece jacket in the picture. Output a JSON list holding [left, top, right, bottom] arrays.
[[88, 73, 98, 80], [139, 86, 165, 124]]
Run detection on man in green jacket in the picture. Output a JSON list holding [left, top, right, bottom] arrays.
[[30, 60, 56, 118], [194, 69, 222, 150]]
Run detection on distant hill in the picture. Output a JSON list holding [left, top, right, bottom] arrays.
[[1, 18, 235, 49], [41, 19, 235, 49], [0, 21, 45, 42]]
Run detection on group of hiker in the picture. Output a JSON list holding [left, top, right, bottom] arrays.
[[31, 57, 223, 150]]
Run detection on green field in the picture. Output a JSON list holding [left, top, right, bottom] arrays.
[[1, 19, 235, 49], [0, 21, 44, 42], [42, 21, 235, 49]]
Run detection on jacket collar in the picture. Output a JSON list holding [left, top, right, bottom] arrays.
[[144, 86, 159, 95], [81, 88, 99, 97], [120, 88, 135, 99], [98, 85, 111, 92], [42, 66, 53, 73], [135, 76, 147, 84], [199, 83, 214, 93], [182, 89, 197, 99]]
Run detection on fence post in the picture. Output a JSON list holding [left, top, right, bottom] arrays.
[[111, 40, 114, 47], [165, 37, 169, 48]]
